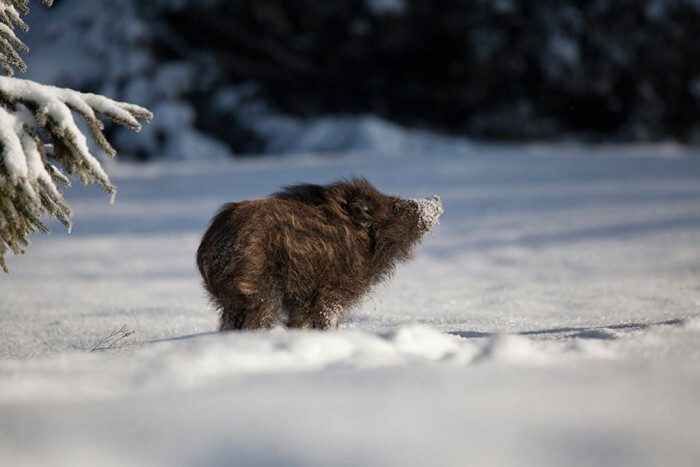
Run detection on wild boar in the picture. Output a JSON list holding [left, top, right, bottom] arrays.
[[196, 178, 442, 330]]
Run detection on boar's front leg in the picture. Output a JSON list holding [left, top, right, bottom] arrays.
[[314, 303, 344, 330]]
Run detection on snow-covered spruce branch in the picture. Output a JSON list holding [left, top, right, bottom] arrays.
[[0, 76, 152, 272], [0, 1, 53, 75]]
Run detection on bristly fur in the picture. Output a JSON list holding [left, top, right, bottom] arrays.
[[196, 177, 442, 331]]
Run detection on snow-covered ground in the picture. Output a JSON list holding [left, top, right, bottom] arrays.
[[2, 140, 700, 466]]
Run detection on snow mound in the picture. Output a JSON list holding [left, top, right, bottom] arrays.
[[254, 114, 477, 156], [473, 334, 552, 365], [0, 325, 627, 403]]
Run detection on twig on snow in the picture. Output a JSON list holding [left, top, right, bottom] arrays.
[[90, 324, 135, 352]]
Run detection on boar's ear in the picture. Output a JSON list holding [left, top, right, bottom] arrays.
[[348, 197, 373, 228]]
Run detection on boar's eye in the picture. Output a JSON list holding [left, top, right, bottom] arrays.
[[348, 198, 373, 228], [391, 200, 410, 215]]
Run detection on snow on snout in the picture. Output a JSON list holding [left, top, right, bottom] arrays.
[[410, 195, 443, 232]]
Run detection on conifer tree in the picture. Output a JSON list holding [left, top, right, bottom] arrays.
[[0, 0, 152, 272]]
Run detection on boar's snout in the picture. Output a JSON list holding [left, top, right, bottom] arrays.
[[410, 195, 443, 233]]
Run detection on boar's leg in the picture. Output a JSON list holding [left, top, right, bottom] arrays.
[[220, 305, 246, 331], [286, 296, 344, 330], [219, 294, 283, 331], [316, 303, 344, 330]]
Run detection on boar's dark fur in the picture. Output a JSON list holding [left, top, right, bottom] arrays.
[[196, 178, 441, 331]]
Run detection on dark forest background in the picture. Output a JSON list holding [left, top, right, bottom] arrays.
[[30, 0, 700, 157]]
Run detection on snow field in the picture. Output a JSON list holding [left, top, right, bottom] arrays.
[[1, 140, 700, 466]]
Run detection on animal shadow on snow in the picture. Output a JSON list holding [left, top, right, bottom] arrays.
[[448, 318, 687, 341], [148, 331, 219, 344]]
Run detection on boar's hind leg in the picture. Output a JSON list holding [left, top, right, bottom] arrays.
[[220, 305, 246, 331], [219, 294, 283, 331]]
